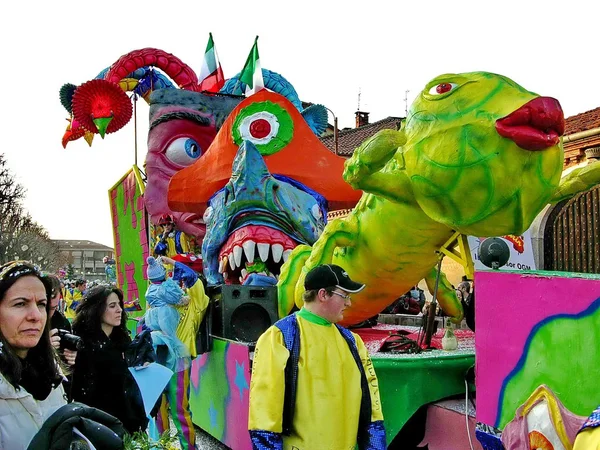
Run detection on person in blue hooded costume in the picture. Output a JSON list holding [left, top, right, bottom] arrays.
[[144, 255, 209, 450]]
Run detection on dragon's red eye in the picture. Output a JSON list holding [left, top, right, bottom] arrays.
[[249, 118, 271, 139], [436, 83, 452, 94], [428, 82, 458, 96]]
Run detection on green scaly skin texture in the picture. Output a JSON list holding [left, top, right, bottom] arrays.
[[278, 72, 600, 326]]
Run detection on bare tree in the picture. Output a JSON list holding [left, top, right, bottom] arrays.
[[0, 154, 64, 271]]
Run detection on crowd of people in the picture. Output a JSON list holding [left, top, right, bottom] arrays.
[[0, 257, 209, 450], [0, 251, 485, 450], [5, 255, 599, 450], [0, 258, 388, 450]]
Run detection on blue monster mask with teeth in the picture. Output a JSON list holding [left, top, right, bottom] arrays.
[[202, 141, 326, 285]]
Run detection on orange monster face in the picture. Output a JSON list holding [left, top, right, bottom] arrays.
[[168, 90, 361, 286], [168, 90, 360, 215]]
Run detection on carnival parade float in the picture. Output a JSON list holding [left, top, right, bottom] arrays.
[[60, 36, 600, 449]]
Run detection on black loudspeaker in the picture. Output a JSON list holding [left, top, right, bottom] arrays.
[[220, 285, 279, 343], [478, 237, 510, 269]]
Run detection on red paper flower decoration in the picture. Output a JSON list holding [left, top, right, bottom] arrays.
[[72, 79, 132, 136]]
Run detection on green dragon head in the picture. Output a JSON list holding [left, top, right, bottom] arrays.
[[403, 72, 564, 236]]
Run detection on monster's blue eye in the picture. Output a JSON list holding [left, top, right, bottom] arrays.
[[165, 137, 203, 167], [185, 139, 201, 158]]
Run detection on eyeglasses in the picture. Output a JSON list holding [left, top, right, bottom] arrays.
[[331, 291, 351, 301]]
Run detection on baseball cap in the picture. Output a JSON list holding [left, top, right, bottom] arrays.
[[304, 264, 365, 293]]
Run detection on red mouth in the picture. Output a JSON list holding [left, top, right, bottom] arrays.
[[218, 225, 297, 284], [495, 97, 564, 151]]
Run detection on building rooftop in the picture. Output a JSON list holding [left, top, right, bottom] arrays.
[[564, 107, 600, 135], [52, 240, 114, 251], [320, 116, 403, 157]]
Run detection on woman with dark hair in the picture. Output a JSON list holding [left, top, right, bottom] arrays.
[[0, 261, 67, 450], [71, 285, 148, 434]]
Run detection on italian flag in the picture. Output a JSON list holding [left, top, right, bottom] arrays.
[[239, 36, 264, 96], [198, 33, 225, 93]]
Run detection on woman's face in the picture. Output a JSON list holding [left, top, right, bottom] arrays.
[[49, 290, 61, 318], [101, 292, 122, 328], [0, 276, 47, 358]]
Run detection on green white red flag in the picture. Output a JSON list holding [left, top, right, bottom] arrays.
[[239, 36, 264, 96], [198, 33, 225, 93]]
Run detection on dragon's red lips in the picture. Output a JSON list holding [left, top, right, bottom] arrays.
[[495, 97, 564, 151]]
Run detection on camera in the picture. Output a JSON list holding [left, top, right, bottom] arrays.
[[57, 329, 83, 351]]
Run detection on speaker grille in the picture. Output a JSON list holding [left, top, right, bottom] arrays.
[[220, 285, 279, 342], [230, 303, 273, 342]]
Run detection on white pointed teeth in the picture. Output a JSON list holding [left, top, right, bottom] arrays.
[[242, 240, 256, 263], [282, 249, 292, 263], [233, 246, 243, 268], [219, 239, 295, 285], [272, 244, 284, 263], [257, 243, 270, 262]]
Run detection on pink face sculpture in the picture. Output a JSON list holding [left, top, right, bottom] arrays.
[[145, 89, 241, 239]]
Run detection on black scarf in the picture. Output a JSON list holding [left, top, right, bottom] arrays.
[[19, 357, 59, 401]]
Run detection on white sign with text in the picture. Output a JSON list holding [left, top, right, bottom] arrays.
[[468, 229, 536, 272]]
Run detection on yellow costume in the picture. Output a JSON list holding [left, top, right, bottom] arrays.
[[145, 260, 209, 450], [154, 229, 193, 258], [249, 308, 385, 450], [574, 405, 600, 450], [64, 288, 83, 320]]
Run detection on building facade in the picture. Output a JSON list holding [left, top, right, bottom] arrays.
[[53, 239, 114, 281]]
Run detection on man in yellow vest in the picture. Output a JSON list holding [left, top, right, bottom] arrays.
[[248, 264, 386, 449], [64, 279, 86, 320]]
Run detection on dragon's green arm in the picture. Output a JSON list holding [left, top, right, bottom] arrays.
[[551, 161, 600, 203], [343, 129, 415, 204]]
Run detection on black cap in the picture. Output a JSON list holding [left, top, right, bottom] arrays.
[[304, 264, 365, 293]]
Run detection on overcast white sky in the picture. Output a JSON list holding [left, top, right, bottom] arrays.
[[1, 0, 598, 248]]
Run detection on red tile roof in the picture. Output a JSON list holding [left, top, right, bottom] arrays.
[[564, 107, 600, 135], [320, 117, 403, 157]]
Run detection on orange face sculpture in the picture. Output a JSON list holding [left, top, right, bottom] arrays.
[[168, 90, 361, 285]]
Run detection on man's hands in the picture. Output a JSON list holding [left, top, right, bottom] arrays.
[[50, 328, 77, 366]]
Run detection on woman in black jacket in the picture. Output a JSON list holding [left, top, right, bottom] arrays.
[[71, 286, 147, 434]]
